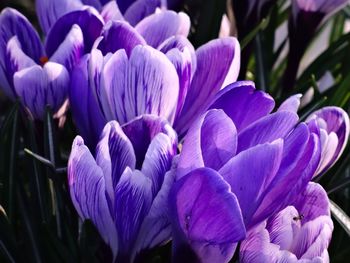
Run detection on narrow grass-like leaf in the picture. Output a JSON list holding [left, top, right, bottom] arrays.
[[241, 17, 270, 50], [330, 200, 350, 237]]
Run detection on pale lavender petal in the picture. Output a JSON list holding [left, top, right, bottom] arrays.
[[135, 10, 190, 47], [68, 136, 118, 255], [50, 24, 84, 72], [95, 121, 136, 205], [141, 133, 177, 196], [170, 168, 246, 263], [69, 55, 106, 149], [290, 216, 333, 260], [219, 140, 283, 227], [3, 36, 36, 99], [14, 62, 69, 119], [36, 0, 83, 34], [278, 94, 302, 113], [175, 37, 240, 136], [124, 0, 162, 26], [97, 21, 146, 56], [178, 109, 237, 179], [293, 182, 331, 221], [307, 106, 350, 175], [237, 111, 299, 153], [104, 45, 179, 125], [117, 0, 138, 14], [122, 115, 177, 168], [0, 8, 44, 63], [45, 7, 104, 57], [114, 168, 152, 261], [209, 81, 275, 132], [101, 1, 124, 23]]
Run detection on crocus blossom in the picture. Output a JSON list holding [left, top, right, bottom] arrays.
[[68, 116, 177, 262], [0, 8, 97, 118], [169, 81, 349, 261], [240, 182, 333, 262], [70, 18, 240, 148]]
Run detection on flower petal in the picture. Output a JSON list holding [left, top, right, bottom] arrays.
[[97, 21, 146, 56], [14, 62, 69, 119], [175, 37, 240, 136], [95, 121, 136, 205], [178, 109, 237, 179], [237, 111, 299, 153], [3, 36, 36, 99], [50, 24, 84, 72], [101, 1, 125, 23], [209, 81, 275, 132], [123, 0, 162, 26], [170, 168, 246, 263], [36, 0, 83, 34], [277, 94, 302, 113], [114, 168, 152, 261], [135, 10, 190, 47], [307, 106, 350, 175], [122, 115, 177, 168], [219, 140, 283, 227], [134, 167, 176, 256], [69, 55, 106, 149], [45, 7, 104, 57], [68, 136, 118, 255], [104, 45, 179, 125], [0, 8, 44, 63], [141, 133, 177, 196]]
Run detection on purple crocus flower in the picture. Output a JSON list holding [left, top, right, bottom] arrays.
[[240, 182, 333, 262], [282, 0, 349, 93], [70, 18, 240, 148], [68, 115, 177, 262], [0, 8, 99, 118], [169, 81, 349, 261]]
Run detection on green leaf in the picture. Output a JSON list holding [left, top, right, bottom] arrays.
[[0, 206, 17, 263], [330, 200, 350, 237], [241, 17, 270, 50]]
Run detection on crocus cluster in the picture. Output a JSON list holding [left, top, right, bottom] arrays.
[[1, 1, 349, 263]]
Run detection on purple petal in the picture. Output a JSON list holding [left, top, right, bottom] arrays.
[[68, 136, 118, 255], [3, 36, 36, 99], [209, 81, 275, 132], [35, 0, 83, 34], [117, 0, 139, 14], [89, 49, 114, 120], [97, 21, 146, 56], [175, 37, 240, 136], [14, 62, 69, 119], [0, 8, 44, 63], [219, 140, 284, 227], [101, 1, 125, 23], [114, 168, 152, 261], [135, 10, 190, 47], [50, 24, 84, 72], [178, 109, 237, 178], [165, 48, 192, 118], [170, 168, 246, 263], [277, 94, 302, 113], [134, 168, 176, 255], [45, 7, 104, 57], [307, 106, 350, 175], [124, 0, 162, 26], [69, 55, 106, 149], [254, 132, 321, 226], [141, 133, 177, 196], [292, 182, 331, 221], [122, 115, 177, 168], [95, 121, 136, 205], [237, 111, 299, 153], [104, 45, 179, 125]]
